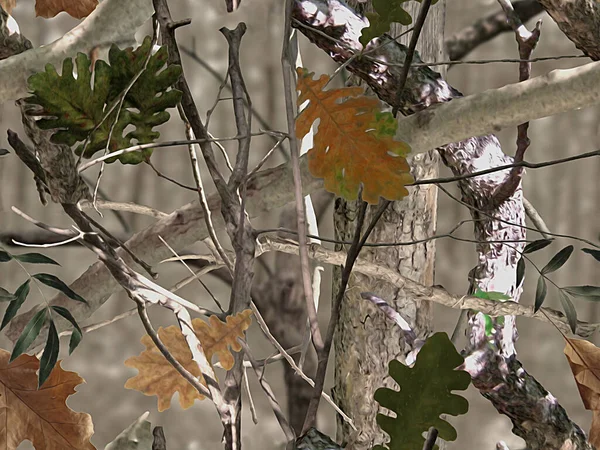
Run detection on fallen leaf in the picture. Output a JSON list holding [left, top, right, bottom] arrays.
[[0, 0, 16, 14], [35, 0, 98, 19], [0, 349, 95, 449], [564, 337, 600, 448], [124, 310, 252, 411], [296, 68, 413, 204]]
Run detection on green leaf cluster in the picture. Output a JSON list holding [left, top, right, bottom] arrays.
[[373, 332, 470, 450], [516, 241, 600, 333], [0, 250, 84, 387], [25, 36, 182, 164], [360, 0, 439, 47]]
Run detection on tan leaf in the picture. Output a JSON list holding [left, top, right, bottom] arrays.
[[564, 337, 600, 447], [124, 310, 252, 411], [124, 325, 206, 412], [0, 349, 95, 450], [0, 0, 16, 14], [35, 0, 98, 19], [192, 309, 253, 370]]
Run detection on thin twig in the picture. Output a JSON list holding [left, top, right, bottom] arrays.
[[282, 0, 323, 355]]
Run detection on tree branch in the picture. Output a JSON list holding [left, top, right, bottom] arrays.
[[445, 0, 544, 61], [0, 0, 152, 103]]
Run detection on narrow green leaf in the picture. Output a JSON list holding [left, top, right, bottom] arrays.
[[10, 308, 47, 362], [563, 286, 600, 298], [541, 245, 574, 275], [14, 253, 60, 265], [558, 290, 578, 333], [534, 277, 547, 312], [51, 306, 82, 354], [0, 286, 15, 302], [474, 290, 510, 301], [32, 273, 86, 303], [582, 248, 600, 262], [516, 257, 526, 287], [0, 250, 12, 262], [1, 279, 30, 330], [483, 314, 493, 336], [38, 320, 59, 388], [0, 148, 9, 156], [523, 239, 553, 254]]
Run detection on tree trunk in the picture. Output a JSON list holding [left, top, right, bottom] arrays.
[[331, 3, 446, 448]]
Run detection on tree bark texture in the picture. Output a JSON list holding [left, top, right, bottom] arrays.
[[537, 0, 600, 60], [292, 0, 592, 448], [331, 2, 445, 448]]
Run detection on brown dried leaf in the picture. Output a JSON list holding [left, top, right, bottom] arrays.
[[0, 0, 16, 14], [192, 309, 253, 370], [0, 349, 95, 450], [564, 337, 600, 447], [296, 68, 413, 204], [35, 0, 98, 19], [124, 325, 206, 412], [124, 310, 252, 411]]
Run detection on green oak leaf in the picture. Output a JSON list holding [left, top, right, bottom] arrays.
[[25, 36, 182, 164]]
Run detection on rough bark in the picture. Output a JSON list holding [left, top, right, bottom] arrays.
[[537, 0, 600, 60], [330, 2, 444, 448], [291, 1, 592, 449]]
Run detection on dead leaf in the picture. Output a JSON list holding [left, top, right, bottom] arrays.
[[0, 0, 16, 14], [124, 310, 252, 411], [124, 325, 206, 412], [0, 349, 95, 450], [35, 0, 98, 19], [296, 68, 413, 204], [192, 309, 253, 370], [564, 337, 600, 447]]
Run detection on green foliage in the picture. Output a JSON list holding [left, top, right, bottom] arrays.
[[0, 253, 84, 387], [373, 332, 470, 450], [25, 36, 182, 164], [32, 273, 87, 303], [360, 0, 439, 47], [473, 290, 509, 336]]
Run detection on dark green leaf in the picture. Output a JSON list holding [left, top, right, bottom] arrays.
[[0, 148, 9, 156], [523, 239, 553, 254], [474, 289, 510, 301], [558, 290, 578, 333], [516, 257, 526, 287], [0, 250, 12, 262], [10, 307, 47, 362], [1, 279, 30, 330], [38, 320, 59, 388], [0, 286, 15, 302], [51, 306, 82, 354], [14, 253, 60, 265], [541, 245, 574, 275], [534, 276, 547, 312], [373, 333, 469, 450], [25, 37, 182, 164], [563, 286, 600, 298], [582, 248, 600, 262], [32, 273, 86, 303]]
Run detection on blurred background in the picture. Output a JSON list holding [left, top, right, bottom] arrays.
[[0, 0, 598, 448]]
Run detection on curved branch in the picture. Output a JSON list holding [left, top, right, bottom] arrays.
[[0, 0, 152, 103]]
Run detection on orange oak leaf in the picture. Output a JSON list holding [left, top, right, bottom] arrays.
[[35, 0, 98, 19], [564, 337, 600, 448], [295, 67, 413, 204], [0, 0, 16, 14], [124, 310, 252, 411], [0, 349, 95, 450]]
